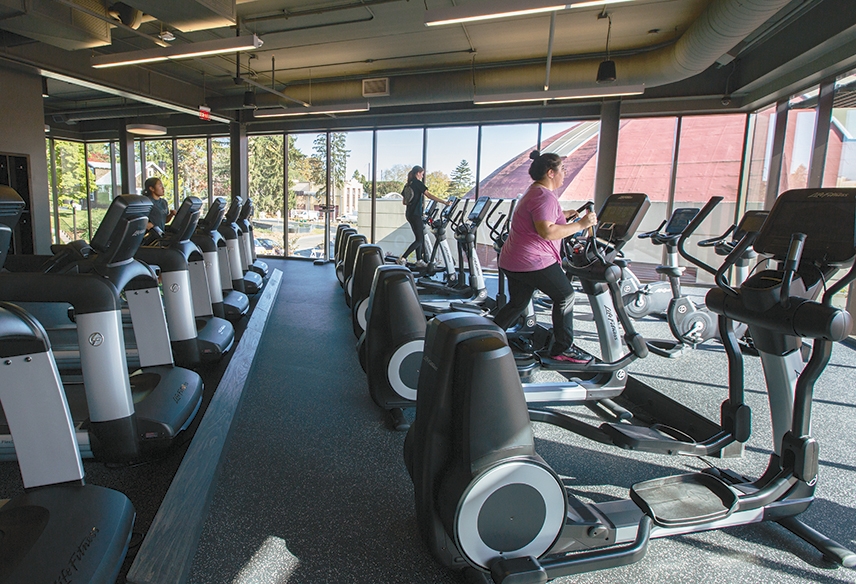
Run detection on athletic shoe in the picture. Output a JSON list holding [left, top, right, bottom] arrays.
[[415, 260, 428, 269], [396, 256, 407, 265], [551, 345, 592, 364]]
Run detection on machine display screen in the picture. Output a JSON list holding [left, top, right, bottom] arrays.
[[664, 208, 700, 235], [595, 193, 650, 241], [755, 189, 856, 263], [734, 210, 768, 240], [468, 197, 489, 221]]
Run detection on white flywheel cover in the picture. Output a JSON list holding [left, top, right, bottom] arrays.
[[456, 460, 565, 570], [387, 339, 423, 401], [356, 299, 369, 329]]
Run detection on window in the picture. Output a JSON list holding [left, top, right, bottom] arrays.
[[249, 134, 284, 256]]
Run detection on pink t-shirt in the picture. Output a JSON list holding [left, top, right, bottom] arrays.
[[499, 184, 566, 272]]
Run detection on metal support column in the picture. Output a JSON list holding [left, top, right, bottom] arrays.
[[594, 99, 621, 210], [807, 78, 836, 188], [765, 99, 789, 208], [118, 122, 135, 195], [230, 123, 248, 202]]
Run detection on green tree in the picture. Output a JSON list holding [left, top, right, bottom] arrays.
[[176, 138, 209, 202], [311, 133, 349, 200], [425, 170, 450, 199], [448, 159, 475, 198], [248, 134, 284, 217]]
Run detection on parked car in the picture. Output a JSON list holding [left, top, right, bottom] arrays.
[[338, 212, 358, 223], [255, 237, 283, 256]]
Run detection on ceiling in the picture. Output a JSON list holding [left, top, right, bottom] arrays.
[[0, 0, 854, 138]]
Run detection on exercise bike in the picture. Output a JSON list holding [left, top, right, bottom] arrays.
[[405, 187, 856, 583]]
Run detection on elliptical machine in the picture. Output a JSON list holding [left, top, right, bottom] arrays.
[[405, 187, 856, 583]]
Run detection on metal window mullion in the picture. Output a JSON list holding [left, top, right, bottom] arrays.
[[207, 136, 214, 204], [49, 137, 60, 245], [172, 136, 179, 208], [765, 99, 789, 208], [807, 78, 835, 189], [283, 132, 289, 256], [371, 129, 377, 244], [83, 142, 92, 239]]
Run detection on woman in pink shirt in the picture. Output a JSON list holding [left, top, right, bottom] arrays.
[[493, 151, 597, 363]]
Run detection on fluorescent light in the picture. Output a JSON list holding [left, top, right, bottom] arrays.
[[92, 35, 263, 69], [254, 104, 371, 118], [126, 124, 167, 136], [425, 0, 633, 26], [38, 70, 232, 124], [474, 85, 644, 104]]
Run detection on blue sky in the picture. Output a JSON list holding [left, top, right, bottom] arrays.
[[291, 121, 580, 182]]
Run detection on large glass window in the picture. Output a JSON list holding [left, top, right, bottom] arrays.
[[540, 120, 600, 202], [342, 131, 372, 228], [248, 134, 284, 256], [287, 133, 326, 258], [667, 114, 748, 280], [744, 104, 776, 210], [177, 138, 209, 203], [823, 71, 856, 189], [54, 140, 88, 242], [374, 129, 424, 259], [86, 142, 114, 237], [211, 137, 231, 200], [612, 117, 677, 266], [779, 87, 819, 192], [134, 140, 143, 195], [477, 124, 539, 200], [143, 139, 175, 210]]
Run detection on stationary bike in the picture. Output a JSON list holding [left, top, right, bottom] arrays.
[[405, 187, 856, 583]]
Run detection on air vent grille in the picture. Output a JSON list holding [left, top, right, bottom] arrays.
[[362, 78, 389, 98]]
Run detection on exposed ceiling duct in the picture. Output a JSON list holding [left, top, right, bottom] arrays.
[[119, 0, 235, 32], [0, 0, 112, 50], [474, 0, 799, 99]]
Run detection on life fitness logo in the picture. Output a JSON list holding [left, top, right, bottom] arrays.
[[89, 332, 104, 347]]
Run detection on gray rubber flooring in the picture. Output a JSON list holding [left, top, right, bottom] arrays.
[[189, 260, 856, 584]]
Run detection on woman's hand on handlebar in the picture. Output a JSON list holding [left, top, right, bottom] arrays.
[[575, 209, 597, 231]]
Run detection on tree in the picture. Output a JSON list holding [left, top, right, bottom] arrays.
[[311, 133, 349, 196], [248, 134, 284, 217], [425, 170, 450, 199], [448, 159, 475, 198]]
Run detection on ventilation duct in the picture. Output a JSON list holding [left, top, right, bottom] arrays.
[[119, 0, 235, 32], [362, 78, 390, 98], [0, 0, 111, 50]]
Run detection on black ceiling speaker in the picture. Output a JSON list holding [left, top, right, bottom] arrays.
[[597, 13, 616, 84], [243, 91, 257, 109], [597, 60, 616, 84]]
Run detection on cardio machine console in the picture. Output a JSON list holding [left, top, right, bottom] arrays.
[[168, 196, 203, 242], [595, 193, 651, 243], [467, 196, 491, 222], [754, 188, 856, 264], [664, 207, 701, 236], [90, 194, 152, 264]]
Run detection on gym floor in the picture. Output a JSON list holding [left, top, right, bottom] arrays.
[[1, 258, 852, 583], [187, 259, 856, 584]]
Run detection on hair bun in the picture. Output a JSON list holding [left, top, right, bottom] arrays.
[[529, 150, 540, 160]]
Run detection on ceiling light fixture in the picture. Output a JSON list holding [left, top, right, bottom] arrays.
[[474, 85, 644, 105], [91, 35, 263, 69], [126, 124, 167, 136], [253, 103, 371, 118], [38, 70, 232, 124], [596, 13, 616, 83], [425, 0, 633, 27]]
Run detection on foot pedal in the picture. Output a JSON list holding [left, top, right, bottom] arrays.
[[630, 473, 738, 528]]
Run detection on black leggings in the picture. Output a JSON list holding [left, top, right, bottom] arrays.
[[402, 212, 425, 262], [494, 262, 575, 354]]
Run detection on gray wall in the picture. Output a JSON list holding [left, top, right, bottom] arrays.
[[0, 66, 51, 254]]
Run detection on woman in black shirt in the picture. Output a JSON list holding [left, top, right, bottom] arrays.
[[399, 165, 447, 267]]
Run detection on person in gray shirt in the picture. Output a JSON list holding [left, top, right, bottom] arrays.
[[143, 176, 175, 231]]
